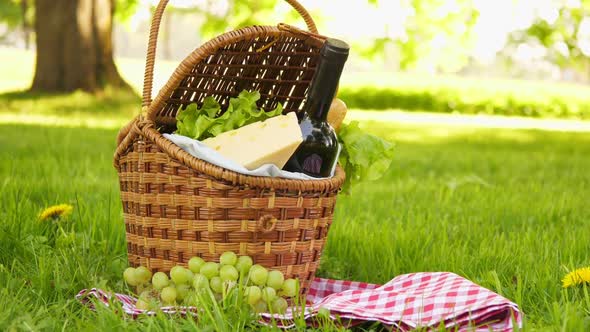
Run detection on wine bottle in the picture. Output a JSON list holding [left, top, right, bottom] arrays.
[[283, 38, 349, 178]]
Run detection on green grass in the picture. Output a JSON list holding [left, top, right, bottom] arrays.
[[1, 93, 590, 330], [1, 47, 590, 330]]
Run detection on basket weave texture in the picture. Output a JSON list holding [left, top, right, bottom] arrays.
[[113, 0, 345, 295]]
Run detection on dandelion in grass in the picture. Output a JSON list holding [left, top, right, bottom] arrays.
[[562, 267, 590, 288], [38, 204, 73, 221]]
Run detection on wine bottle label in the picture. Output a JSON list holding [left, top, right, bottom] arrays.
[[302, 154, 323, 175]]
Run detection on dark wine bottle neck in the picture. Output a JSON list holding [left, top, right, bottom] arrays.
[[306, 58, 346, 122]]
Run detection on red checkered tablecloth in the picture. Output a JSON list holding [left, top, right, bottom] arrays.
[[77, 272, 522, 331]]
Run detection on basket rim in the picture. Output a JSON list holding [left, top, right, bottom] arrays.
[[116, 120, 346, 192], [114, 24, 346, 192]]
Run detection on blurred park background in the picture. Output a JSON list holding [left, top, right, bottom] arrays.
[[1, 0, 590, 330], [2, 0, 590, 118]]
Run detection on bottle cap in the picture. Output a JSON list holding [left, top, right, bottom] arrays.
[[320, 38, 350, 62]]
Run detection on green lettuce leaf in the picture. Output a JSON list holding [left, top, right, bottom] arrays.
[[338, 121, 395, 193], [175, 90, 283, 140]]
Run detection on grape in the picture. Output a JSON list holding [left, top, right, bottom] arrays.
[[123, 267, 140, 286], [160, 286, 177, 304], [280, 278, 298, 298], [219, 251, 238, 266], [188, 257, 205, 273], [252, 300, 268, 313], [124, 259, 299, 312], [153, 272, 170, 290], [261, 287, 277, 302], [186, 269, 195, 281], [245, 286, 262, 305], [248, 265, 268, 286], [170, 266, 191, 285], [210, 276, 223, 294], [200, 262, 220, 279], [271, 297, 288, 314], [220, 265, 239, 282], [235, 256, 253, 275], [139, 290, 155, 301], [266, 270, 284, 290], [192, 273, 210, 290], [136, 298, 151, 310], [176, 284, 191, 301], [135, 266, 152, 284], [252, 300, 267, 313], [137, 290, 159, 311], [136, 283, 153, 294]]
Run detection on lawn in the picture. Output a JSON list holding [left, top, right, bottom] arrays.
[[1, 93, 590, 330], [1, 47, 590, 330]]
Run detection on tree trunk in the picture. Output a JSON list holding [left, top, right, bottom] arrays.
[[31, 0, 131, 93]]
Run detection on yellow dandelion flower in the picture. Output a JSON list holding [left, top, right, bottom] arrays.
[[38, 204, 74, 221], [562, 267, 590, 288]]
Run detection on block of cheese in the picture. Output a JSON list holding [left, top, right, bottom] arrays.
[[202, 112, 303, 170]]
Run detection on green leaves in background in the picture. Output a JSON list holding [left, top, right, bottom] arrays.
[[196, 0, 280, 40], [353, 0, 479, 73], [0, 0, 33, 44], [0, 0, 22, 28], [508, 0, 590, 79], [338, 121, 395, 193], [114, 0, 140, 23], [175, 90, 283, 140]]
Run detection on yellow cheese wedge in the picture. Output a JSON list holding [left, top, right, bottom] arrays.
[[202, 112, 303, 170]]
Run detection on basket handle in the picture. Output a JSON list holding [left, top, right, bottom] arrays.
[[141, 0, 319, 108]]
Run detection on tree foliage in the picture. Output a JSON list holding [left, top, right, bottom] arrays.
[[508, 0, 590, 78], [114, 0, 141, 23], [0, 0, 31, 43], [192, 0, 300, 40], [395, 0, 479, 73], [0, 0, 21, 28], [192, 0, 480, 73], [328, 0, 480, 73]]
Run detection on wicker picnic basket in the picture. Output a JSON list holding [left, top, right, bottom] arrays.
[[113, 0, 346, 295]]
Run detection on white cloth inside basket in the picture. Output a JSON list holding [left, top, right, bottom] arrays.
[[163, 134, 337, 180]]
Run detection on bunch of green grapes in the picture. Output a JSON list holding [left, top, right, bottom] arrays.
[[123, 251, 299, 314]]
